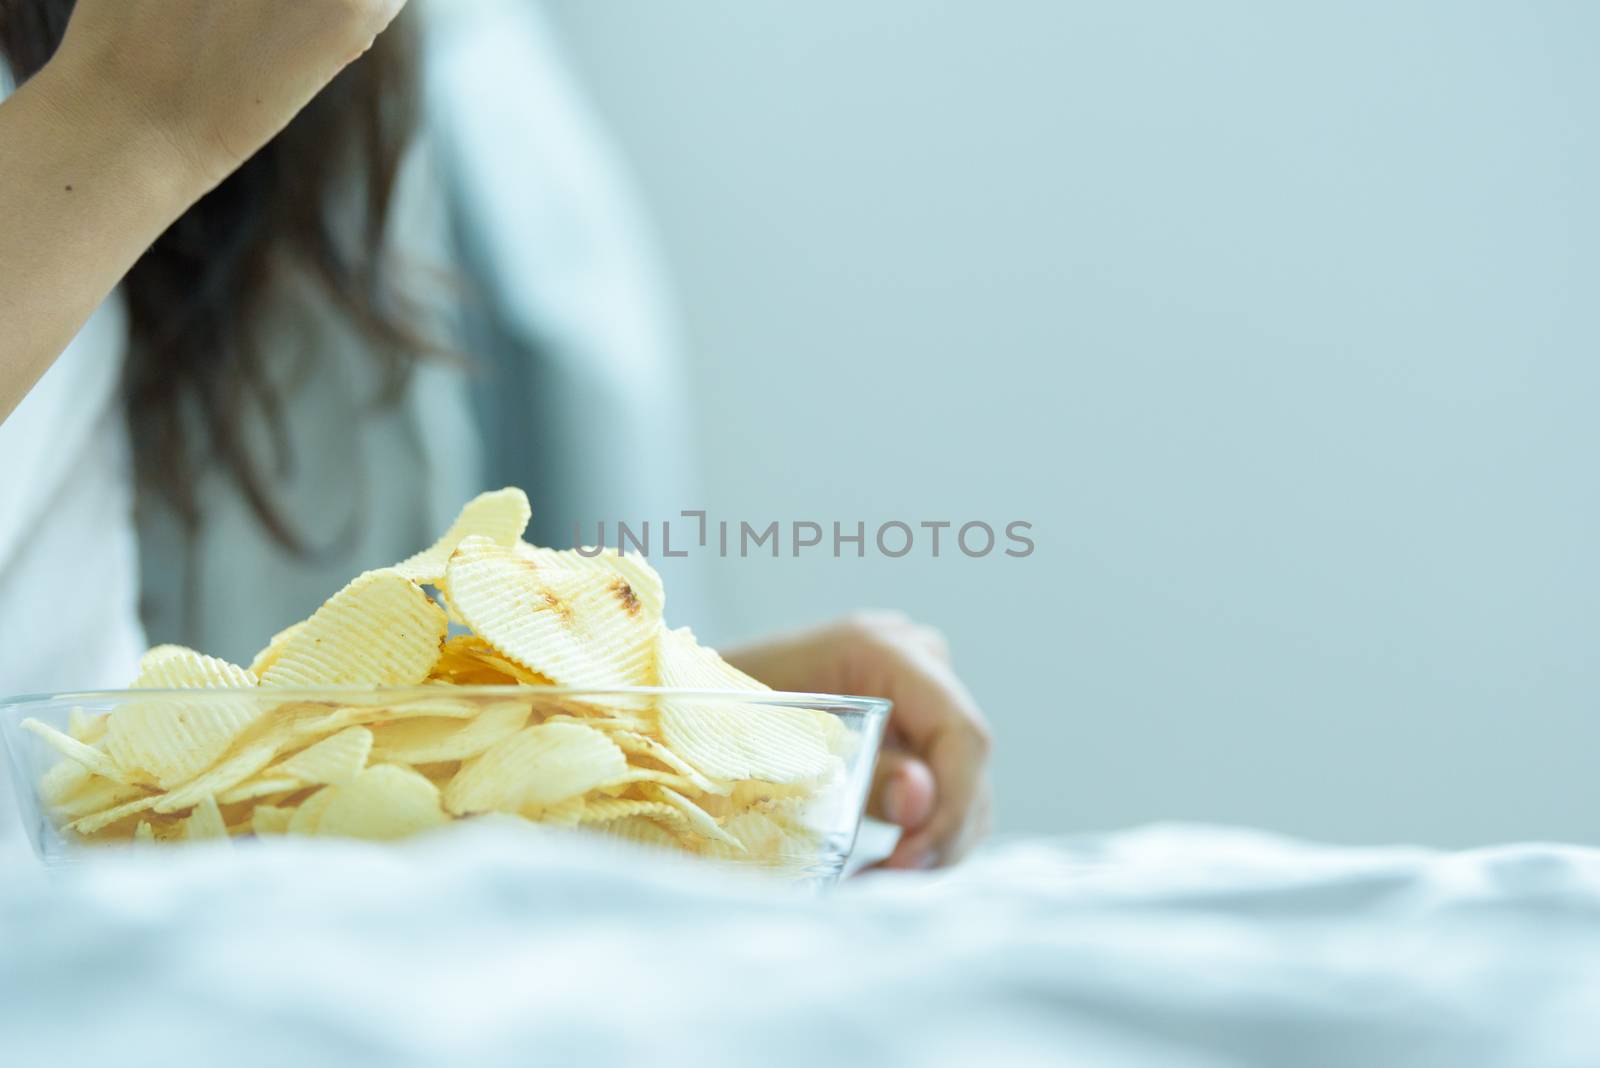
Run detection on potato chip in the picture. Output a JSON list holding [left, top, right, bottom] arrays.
[[248, 621, 308, 677], [251, 804, 293, 835], [21, 718, 139, 784], [656, 628, 832, 784], [575, 797, 687, 829], [443, 537, 659, 690], [70, 792, 162, 836], [635, 783, 742, 850], [314, 765, 448, 840], [216, 776, 302, 806], [272, 726, 372, 786], [515, 544, 666, 624], [38, 758, 94, 806], [369, 701, 528, 764], [260, 569, 446, 688], [153, 737, 280, 814], [47, 775, 149, 821], [67, 707, 108, 744], [444, 721, 628, 815], [134, 820, 156, 843], [596, 815, 682, 850], [183, 795, 228, 841], [132, 646, 257, 689], [523, 794, 588, 827], [608, 730, 732, 795], [287, 786, 339, 836], [102, 691, 264, 789], [393, 488, 532, 585], [288, 697, 477, 741]]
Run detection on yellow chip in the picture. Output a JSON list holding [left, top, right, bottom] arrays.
[[183, 795, 229, 841], [287, 786, 340, 835], [47, 775, 148, 821], [272, 726, 373, 786], [393, 488, 532, 585], [369, 701, 528, 764], [21, 718, 138, 784], [575, 797, 686, 828], [289, 697, 478, 741], [153, 737, 280, 813], [38, 758, 94, 806], [515, 543, 666, 623], [314, 765, 449, 841], [609, 730, 732, 795], [635, 783, 742, 850], [132, 646, 258, 689], [523, 794, 588, 827], [103, 691, 264, 790], [596, 815, 682, 850], [67, 707, 108, 744], [134, 820, 156, 843], [217, 776, 302, 805], [259, 569, 447, 688], [70, 792, 162, 836], [443, 537, 659, 690], [248, 621, 308, 677], [444, 721, 629, 815], [655, 628, 833, 784], [251, 804, 294, 835]]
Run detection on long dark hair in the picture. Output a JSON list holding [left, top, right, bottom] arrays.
[[0, 1, 425, 548]]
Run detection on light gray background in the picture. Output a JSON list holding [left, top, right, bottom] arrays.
[[544, 1, 1598, 847]]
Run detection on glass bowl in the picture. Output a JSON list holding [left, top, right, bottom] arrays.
[[0, 687, 889, 886]]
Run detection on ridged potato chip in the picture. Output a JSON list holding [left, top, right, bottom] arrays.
[[38, 758, 94, 807], [271, 726, 373, 786], [287, 786, 339, 835], [597, 815, 682, 850], [369, 701, 528, 764], [393, 488, 532, 585], [153, 737, 280, 814], [248, 621, 307, 677], [608, 730, 732, 795], [260, 569, 446, 688], [635, 783, 743, 850], [444, 721, 628, 815], [184, 795, 228, 841], [132, 646, 257, 689], [251, 804, 293, 835], [444, 537, 659, 690], [314, 765, 448, 841], [70, 792, 162, 836], [21, 719, 138, 785], [515, 544, 666, 624], [67, 707, 108, 744], [656, 628, 832, 784], [217, 776, 301, 806]]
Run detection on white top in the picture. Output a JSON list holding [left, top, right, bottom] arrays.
[[0, 0, 699, 861]]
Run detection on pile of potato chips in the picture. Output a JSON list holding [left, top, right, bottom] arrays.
[[22, 489, 857, 869]]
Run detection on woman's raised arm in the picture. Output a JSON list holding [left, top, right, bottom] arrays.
[[0, 0, 408, 423]]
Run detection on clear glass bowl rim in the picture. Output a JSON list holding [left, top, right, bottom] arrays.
[[0, 687, 893, 718]]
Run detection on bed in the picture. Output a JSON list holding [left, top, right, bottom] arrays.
[[2, 821, 1596, 1066]]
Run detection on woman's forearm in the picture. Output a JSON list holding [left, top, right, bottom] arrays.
[[0, 65, 206, 423], [0, 0, 412, 425]]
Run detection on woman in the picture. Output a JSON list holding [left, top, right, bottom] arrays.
[[0, 0, 990, 870]]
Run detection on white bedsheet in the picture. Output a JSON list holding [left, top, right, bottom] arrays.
[[2, 822, 1597, 1067]]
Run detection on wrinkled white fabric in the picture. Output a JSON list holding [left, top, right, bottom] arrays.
[[2, 823, 1595, 1067]]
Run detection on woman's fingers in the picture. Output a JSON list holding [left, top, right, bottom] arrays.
[[840, 617, 993, 868], [724, 612, 993, 870], [867, 749, 936, 833]]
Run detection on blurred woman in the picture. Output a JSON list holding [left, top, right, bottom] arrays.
[[0, 0, 990, 870]]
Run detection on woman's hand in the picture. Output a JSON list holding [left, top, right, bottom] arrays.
[[42, 0, 409, 186], [725, 613, 993, 870]]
